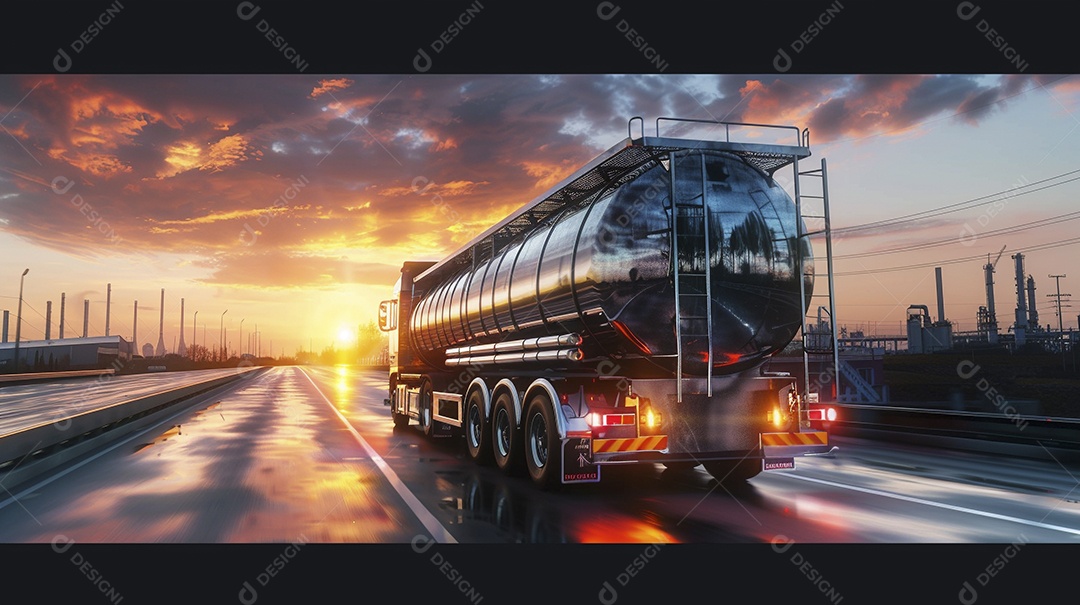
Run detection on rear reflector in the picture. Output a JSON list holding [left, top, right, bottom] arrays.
[[602, 413, 635, 426]]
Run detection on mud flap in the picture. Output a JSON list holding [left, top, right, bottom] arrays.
[[561, 437, 600, 484]]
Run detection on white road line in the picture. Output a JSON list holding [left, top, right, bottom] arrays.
[[784, 472, 1080, 538], [299, 367, 457, 544]]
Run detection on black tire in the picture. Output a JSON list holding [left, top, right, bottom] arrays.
[[491, 391, 522, 475], [392, 409, 410, 428], [418, 379, 435, 438], [465, 389, 493, 464], [524, 393, 561, 490], [703, 458, 761, 484]]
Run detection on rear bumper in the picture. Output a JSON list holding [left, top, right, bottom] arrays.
[[761, 431, 830, 458], [590, 431, 831, 463]]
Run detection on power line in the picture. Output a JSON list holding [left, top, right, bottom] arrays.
[[825, 208, 1080, 260], [834, 236, 1080, 277], [832, 168, 1080, 236]]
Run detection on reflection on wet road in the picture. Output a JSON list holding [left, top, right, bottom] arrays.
[[0, 366, 424, 542], [1, 365, 1078, 544]]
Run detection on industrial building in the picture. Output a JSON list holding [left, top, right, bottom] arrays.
[[0, 335, 133, 372]]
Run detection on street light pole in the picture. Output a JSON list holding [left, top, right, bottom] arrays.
[[192, 310, 198, 359], [220, 309, 228, 361], [240, 318, 245, 357], [13, 268, 28, 373]]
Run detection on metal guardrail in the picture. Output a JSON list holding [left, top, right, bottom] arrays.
[[829, 402, 1080, 454], [0, 367, 265, 487], [0, 369, 116, 384]]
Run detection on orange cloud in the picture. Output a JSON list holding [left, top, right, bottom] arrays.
[[310, 78, 354, 99], [520, 160, 575, 190], [155, 134, 258, 177], [202, 133, 258, 172], [152, 206, 289, 227], [430, 138, 458, 152], [158, 141, 202, 177], [378, 179, 489, 198]]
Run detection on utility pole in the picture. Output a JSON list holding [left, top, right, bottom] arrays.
[[1048, 274, 1071, 372], [13, 268, 28, 373], [220, 309, 228, 362]]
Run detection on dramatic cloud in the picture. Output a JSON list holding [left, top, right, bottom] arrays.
[[1, 73, 1072, 289]]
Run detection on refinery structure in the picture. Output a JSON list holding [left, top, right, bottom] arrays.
[[0, 283, 246, 373], [836, 246, 1075, 356]]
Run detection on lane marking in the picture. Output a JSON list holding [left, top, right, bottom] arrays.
[[299, 367, 457, 544], [783, 472, 1080, 538]]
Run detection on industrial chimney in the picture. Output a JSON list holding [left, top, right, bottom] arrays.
[[83, 299, 89, 338], [2, 310, 8, 343], [133, 300, 138, 352], [178, 298, 187, 357], [935, 267, 946, 324], [46, 301, 52, 340], [1013, 253, 1027, 347], [60, 292, 66, 339], [1026, 275, 1039, 331], [983, 255, 999, 344], [155, 289, 166, 357], [105, 283, 111, 336]]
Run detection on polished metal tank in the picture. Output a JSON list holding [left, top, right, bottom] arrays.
[[409, 147, 813, 377]]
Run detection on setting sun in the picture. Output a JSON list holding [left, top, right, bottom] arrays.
[[337, 326, 357, 345]]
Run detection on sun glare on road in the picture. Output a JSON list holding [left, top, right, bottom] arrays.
[[335, 365, 351, 408]]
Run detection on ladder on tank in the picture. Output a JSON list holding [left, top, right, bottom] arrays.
[[794, 157, 839, 402], [671, 151, 714, 402]]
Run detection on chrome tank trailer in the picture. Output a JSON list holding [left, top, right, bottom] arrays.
[[408, 148, 813, 378]]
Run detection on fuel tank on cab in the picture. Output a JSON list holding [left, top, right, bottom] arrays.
[[409, 149, 813, 377]]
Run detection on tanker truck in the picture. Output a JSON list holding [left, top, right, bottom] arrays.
[[378, 117, 837, 489]]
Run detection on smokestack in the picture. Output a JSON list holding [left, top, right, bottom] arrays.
[[46, 301, 52, 340], [155, 289, 166, 357], [935, 267, 945, 323], [83, 299, 89, 338], [1026, 275, 1039, 330], [178, 298, 187, 357], [1013, 253, 1027, 347], [105, 283, 111, 336], [2, 310, 8, 342], [133, 300, 138, 351], [60, 292, 66, 339], [984, 260, 999, 344]]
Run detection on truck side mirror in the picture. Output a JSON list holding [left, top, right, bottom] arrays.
[[378, 300, 398, 332]]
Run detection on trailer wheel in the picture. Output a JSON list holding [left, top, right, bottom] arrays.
[[524, 393, 561, 490], [418, 379, 435, 438], [703, 458, 761, 484], [492, 392, 522, 474], [465, 389, 493, 464]]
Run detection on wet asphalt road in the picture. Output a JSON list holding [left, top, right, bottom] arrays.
[[1, 365, 1078, 544]]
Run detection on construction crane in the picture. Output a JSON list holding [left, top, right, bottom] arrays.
[[990, 244, 1006, 269]]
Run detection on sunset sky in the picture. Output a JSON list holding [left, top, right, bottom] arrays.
[[2, 74, 1079, 355]]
